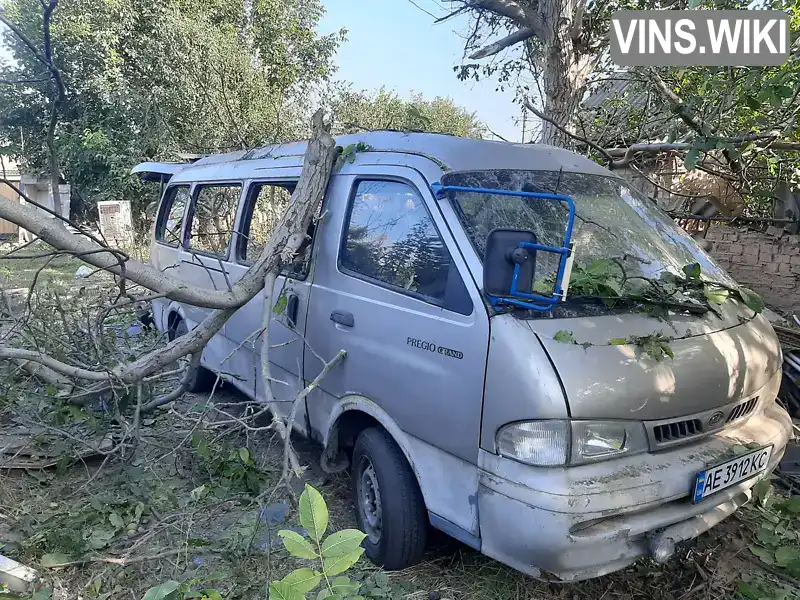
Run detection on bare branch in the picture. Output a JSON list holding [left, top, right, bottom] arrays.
[[525, 99, 616, 166], [469, 27, 535, 59]]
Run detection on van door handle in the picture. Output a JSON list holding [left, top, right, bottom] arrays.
[[330, 310, 354, 327], [286, 294, 299, 329]]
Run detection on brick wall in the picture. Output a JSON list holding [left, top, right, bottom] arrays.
[[705, 224, 800, 315]]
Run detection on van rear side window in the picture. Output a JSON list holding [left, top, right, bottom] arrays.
[[340, 180, 472, 315], [239, 182, 296, 262], [156, 185, 190, 247], [188, 184, 241, 257], [238, 181, 319, 278]]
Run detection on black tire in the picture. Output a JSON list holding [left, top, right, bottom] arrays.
[[168, 317, 217, 393], [352, 427, 427, 570]]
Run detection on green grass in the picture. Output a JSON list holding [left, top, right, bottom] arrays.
[[0, 246, 83, 289]]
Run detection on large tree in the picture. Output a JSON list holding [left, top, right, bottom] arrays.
[[444, 1, 800, 148], [0, 0, 344, 220]]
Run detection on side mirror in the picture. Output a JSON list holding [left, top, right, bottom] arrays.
[[483, 228, 537, 297]]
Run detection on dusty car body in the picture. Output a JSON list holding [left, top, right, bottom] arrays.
[[138, 132, 793, 581]]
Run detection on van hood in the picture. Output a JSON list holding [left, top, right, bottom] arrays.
[[526, 302, 782, 420]]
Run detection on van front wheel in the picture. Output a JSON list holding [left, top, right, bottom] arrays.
[[352, 427, 427, 570]]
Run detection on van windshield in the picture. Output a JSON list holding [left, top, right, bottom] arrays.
[[443, 169, 735, 298]]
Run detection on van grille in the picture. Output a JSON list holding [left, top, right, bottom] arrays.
[[652, 419, 703, 444], [727, 397, 758, 423]]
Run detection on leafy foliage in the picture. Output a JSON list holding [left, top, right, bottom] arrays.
[[746, 482, 800, 577], [736, 481, 800, 598], [329, 86, 484, 138], [567, 259, 623, 299], [139, 579, 223, 600], [553, 330, 576, 344], [191, 433, 269, 495], [0, 0, 344, 223], [271, 484, 367, 600], [338, 142, 374, 165]]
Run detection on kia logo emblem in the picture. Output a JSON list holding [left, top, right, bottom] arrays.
[[708, 411, 725, 427]]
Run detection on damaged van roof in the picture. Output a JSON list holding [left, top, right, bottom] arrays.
[[132, 131, 613, 181]]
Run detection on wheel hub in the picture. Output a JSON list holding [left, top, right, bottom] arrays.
[[358, 459, 382, 544]]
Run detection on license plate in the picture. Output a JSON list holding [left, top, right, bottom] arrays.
[[692, 445, 773, 503]]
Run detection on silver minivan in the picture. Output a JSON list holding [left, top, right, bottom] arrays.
[[136, 132, 793, 581]]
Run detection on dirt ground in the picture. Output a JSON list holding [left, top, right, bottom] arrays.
[[1, 381, 798, 600]]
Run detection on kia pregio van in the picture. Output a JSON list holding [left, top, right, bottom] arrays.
[[137, 132, 793, 581]]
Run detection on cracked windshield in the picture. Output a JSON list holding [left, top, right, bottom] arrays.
[[444, 169, 737, 300]]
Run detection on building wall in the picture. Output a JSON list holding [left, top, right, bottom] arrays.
[[705, 224, 800, 315]]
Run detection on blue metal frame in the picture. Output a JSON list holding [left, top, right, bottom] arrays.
[[432, 183, 576, 312]]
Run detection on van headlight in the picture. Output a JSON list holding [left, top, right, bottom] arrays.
[[496, 420, 649, 467]]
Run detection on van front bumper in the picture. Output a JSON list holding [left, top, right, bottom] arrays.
[[476, 401, 793, 582]]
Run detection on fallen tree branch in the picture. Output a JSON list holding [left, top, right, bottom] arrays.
[[0, 110, 340, 398], [524, 100, 616, 166]]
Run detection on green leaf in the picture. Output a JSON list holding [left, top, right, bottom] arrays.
[[316, 595, 342, 600], [774, 546, 800, 567], [749, 545, 774, 565], [660, 343, 674, 360], [684, 148, 701, 170], [703, 288, 729, 305], [745, 96, 761, 111], [282, 568, 322, 594], [278, 529, 318, 559], [273, 295, 288, 315], [330, 576, 361, 597], [609, 338, 628, 346], [777, 497, 800, 514], [322, 530, 367, 558], [87, 528, 115, 549], [141, 581, 181, 600], [374, 572, 389, 589], [738, 287, 765, 314], [109, 512, 125, 529], [554, 330, 576, 344], [31, 590, 53, 600], [40, 553, 72, 568], [753, 478, 773, 506], [269, 581, 306, 600], [736, 580, 763, 600], [756, 526, 779, 547], [299, 484, 329, 542], [322, 548, 365, 577], [237, 447, 251, 464], [682, 263, 701, 280]]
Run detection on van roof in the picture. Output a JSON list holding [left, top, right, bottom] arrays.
[[131, 131, 613, 180]]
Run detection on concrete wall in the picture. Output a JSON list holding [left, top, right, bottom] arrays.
[[705, 224, 800, 315]]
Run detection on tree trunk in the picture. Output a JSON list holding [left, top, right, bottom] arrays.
[[536, 0, 589, 147]]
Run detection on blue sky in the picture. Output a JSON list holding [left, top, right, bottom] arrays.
[[319, 0, 524, 141]]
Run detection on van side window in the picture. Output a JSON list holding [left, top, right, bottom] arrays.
[[188, 184, 241, 257], [239, 182, 295, 261], [156, 185, 190, 247], [341, 180, 471, 314], [239, 181, 317, 278]]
